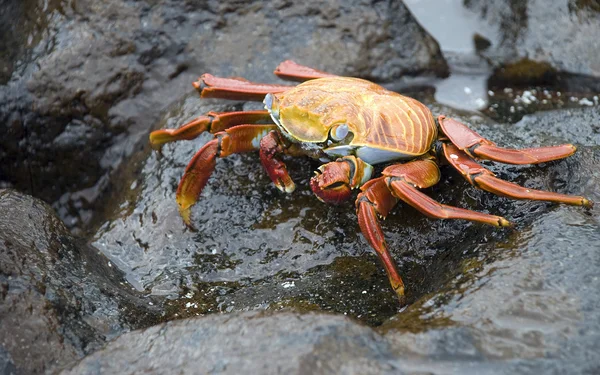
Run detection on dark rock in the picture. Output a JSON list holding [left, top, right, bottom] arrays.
[[473, 33, 491, 52], [64, 188, 600, 374], [63, 105, 600, 374], [0, 0, 61, 85], [465, 0, 600, 86], [381, 151, 600, 374], [0, 190, 161, 375], [60, 311, 403, 375], [0, 0, 448, 233]]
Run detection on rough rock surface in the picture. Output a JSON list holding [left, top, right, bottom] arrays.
[[0, 190, 161, 375], [0, 0, 447, 233], [60, 311, 400, 375], [66, 108, 600, 374], [464, 0, 600, 82], [66, 202, 600, 374]]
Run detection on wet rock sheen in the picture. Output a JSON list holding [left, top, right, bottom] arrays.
[[0, 190, 161, 374]]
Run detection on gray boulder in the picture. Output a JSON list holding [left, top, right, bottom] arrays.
[[464, 0, 600, 85], [0, 190, 162, 374]]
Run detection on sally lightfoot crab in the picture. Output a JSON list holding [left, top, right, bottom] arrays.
[[149, 61, 593, 303]]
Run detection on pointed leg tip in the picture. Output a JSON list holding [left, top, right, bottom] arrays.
[[583, 198, 594, 209], [149, 132, 167, 149], [150, 142, 164, 151], [179, 206, 192, 227], [192, 79, 203, 90], [394, 286, 407, 306], [563, 144, 577, 157], [275, 179, 296, 194], [179, 208, 198, 231], [284, 182, 296, 194], [177, 196, 197, 228], [498, 218, 513, 227]]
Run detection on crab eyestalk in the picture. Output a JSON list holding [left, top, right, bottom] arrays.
[[310, 156, 373, 205]]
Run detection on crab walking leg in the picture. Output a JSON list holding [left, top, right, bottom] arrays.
[[259, 131, 299, 193], [273, 60, 337, 81], [443, 143, 594, 208], [193, 74, 293, 101], [310, 156, 374, 204], [149, 110, 272, 148], [177, 124, 278, 226], [439, 116, 577, 165], [356, 178, 405, 302], [382, 160, 512, 227]]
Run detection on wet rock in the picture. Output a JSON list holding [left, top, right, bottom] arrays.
[[60, 311, 402, 375], [68, 107, 600, 374], [93, 76, 600, 326], [376, 107, 600, 373], [0, 190, 161, 374], [0, 0, 61, 85], [0, 0, 447, 233], [381, 159, 600, 374], [464, 0, 600, 86], [472, 33, 492, 52]]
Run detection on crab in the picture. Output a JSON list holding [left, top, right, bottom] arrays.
[[149, 60, 593, 303]]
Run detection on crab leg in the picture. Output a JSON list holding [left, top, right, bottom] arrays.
[[356, 178, 405, 302], [259, 130, 303, 193], [439, 116, 577, 164], [382, 160, 512, 227], [194, 74, 293, 101], [274, 60, 337, 81], [443, 143, 593, 208], [149, 110, 272, 148], [177, 124, 277, 226]]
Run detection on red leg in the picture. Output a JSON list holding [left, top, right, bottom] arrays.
[[355, 158, 516, 302], [193, 74, 293, 101], [273, 60, 337, 81], [356, 178, 405, 302], [382, 159, 512, 227], [310, 156, 373, 205], [149, 110, 272, 149], [177, 124, 277, 226], [439, 116, 577, 164], [443, 143, 594, 208]]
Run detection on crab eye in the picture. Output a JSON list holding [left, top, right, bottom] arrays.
[[330, 123, 349, 141], [264, 93, 281, 125], [264, 93, 273, 110], [264, 93, 279, 115]]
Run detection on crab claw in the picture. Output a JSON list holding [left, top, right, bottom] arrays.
[[310, 156, 373, 205], [310, 171, 352, 204]]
